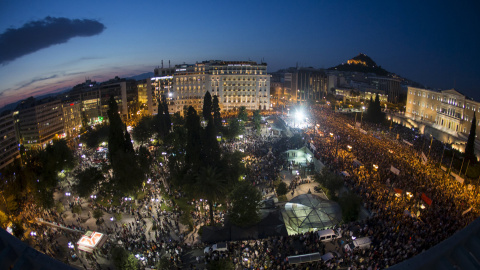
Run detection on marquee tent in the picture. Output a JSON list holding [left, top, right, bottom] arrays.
[[281, 194, 342, 235]]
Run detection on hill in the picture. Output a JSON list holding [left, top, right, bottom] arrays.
[[329, 53, 390, 76]]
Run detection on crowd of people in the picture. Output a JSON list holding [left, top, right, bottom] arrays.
[[18, 105, 480, 270]]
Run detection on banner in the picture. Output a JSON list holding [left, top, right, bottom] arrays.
[[347, 124, 354, 129], [421, 193, 432, 206], [355, 122, 361, 128], [462, 207, 473, 216], [310, 143, 316, 151], [450, 171, 464, 184], [390, 166, 400, 175], [421, 152, 428, 164], [359, 129, 367, 135], [403, 140, 413, 146]]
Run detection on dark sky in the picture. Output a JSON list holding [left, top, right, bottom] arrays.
[[1, 0, 479, 105]]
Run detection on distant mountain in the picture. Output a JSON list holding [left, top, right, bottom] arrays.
[[329, 53, 390, 76], [126, 72, 154, 81], [0, 100, 21, 114]]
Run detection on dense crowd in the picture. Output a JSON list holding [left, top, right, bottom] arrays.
[[20, 106, 480, 269]]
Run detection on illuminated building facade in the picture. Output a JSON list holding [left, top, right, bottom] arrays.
[[406, 87, 480, 153], [62, 102, 82, 138], [15, 97, 64, 149], [172, 60, 271, 114], [149, 67, 175, 115], [291, 68, 328, 104], [0, 111, 19, 170]]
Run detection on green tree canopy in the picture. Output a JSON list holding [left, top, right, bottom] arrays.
[[132, 115, 155, 144], [194, 166, 228, 225], [212, 95, 222, 131], [253, 110, 261, 135], [238, 106, 248, 122], [162, 96, 172, 135], [111, 247, 139, 270], [203, 91, 212, 121], [465, 113, 477, 163], [228, 181, 262, 227], [208, 258, 234, 270], [107, 96, 125, 160], [276, 181, 288, 196], [82, 124, 109, 148], [74, 167, 105, 198], [338, 191, 362, 222]]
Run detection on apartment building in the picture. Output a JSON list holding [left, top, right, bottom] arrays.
[[15, 97, 64, 149], [0, 110, 19, 170]]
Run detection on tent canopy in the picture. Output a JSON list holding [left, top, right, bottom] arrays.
[[282, 194, 342, 235]]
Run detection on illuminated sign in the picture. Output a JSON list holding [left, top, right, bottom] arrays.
[[152, 76, 173, 80]]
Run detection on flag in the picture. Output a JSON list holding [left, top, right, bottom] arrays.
[[421, 193, 432, 206]]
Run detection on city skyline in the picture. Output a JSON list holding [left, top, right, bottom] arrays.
[[1, 0, 479, 106]]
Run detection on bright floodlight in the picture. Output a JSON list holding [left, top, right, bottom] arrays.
[[295, 110, 304, 121]]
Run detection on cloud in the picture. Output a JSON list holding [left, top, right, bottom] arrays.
[[16, 74, 58, 90], [0, 16, 105, 65]]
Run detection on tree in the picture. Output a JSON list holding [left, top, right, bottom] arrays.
[[224, 118, 240, 140], [185, 106, 202, 167], [124, 130, 134, 153], [228, 181, 262, 227], [465, 113, 477, 163], [212, 95, 222, 131], [208, 258, 234, 270], [107, 96, 125, 160], [83, 124, 109, 148], [366, 94, 384, 123], [155, 100, 166, 139], [203, 91, 213, 121], [194, 166, 227, 225], [156, 256, 175, 270], [338, 191, 362, 222], [276, 181, 288, 196], [111, 247, 139, 270], [93, 208, 103, 221], [74, 167, 105, 198], [110, 150, 144, 195], [253, 110, 261, 135], [202, 120, 220, 166], [132, 115, 155, 144], [137, 146, 152, 176], [314, 168, 343, 199], [238, 106, 248, 122], [163, 96, 172, 135]]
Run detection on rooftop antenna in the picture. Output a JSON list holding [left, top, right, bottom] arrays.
[[169, 60, 170, 68], [161, 60, 163, 68]]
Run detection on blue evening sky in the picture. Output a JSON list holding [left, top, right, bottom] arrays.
[[0, 0, 479, 106]]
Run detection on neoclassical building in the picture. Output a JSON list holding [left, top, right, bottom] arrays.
[[172, 60, 271, 114], [405, 87, 480, 150]]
